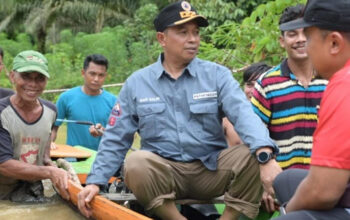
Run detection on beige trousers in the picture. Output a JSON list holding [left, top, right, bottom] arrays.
[[124, 144, 263, 219]]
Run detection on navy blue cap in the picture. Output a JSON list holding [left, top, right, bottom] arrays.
[[280, 0, 350, 32], [154, 1, 208, 32]]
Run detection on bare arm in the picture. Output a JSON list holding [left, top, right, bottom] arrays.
[[51, 126, 59, 142], [44, 135, 55, 166], [287, 166, 350, 212], [222, 117, 242, 147], [0, 159, 70, 199]]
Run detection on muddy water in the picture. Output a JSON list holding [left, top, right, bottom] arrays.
[[0, 199, 87, 220], [0, 179, 87, 220]]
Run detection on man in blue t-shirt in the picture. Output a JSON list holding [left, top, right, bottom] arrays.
[[51, 54, 116, 150]]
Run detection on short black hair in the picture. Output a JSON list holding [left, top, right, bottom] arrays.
[[0, 48, 3, 58], [279, 4, 304, 33], [243, 62, 271, 83], [83, 54, 108, 70]]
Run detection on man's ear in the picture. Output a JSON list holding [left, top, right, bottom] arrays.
[[279, 35, 285, 48], [9, 71, 15, 84], [328, 32, 344, 55], [156, 32, 166, 47], [81, 69, 85, 77]]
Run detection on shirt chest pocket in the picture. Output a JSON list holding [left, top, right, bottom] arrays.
[[189, 101, 222, 137], [137, 103, 166, 140]]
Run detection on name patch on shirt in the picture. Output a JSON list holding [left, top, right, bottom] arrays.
[[139, 97, 161, 103], [193, 91, 217, 100]]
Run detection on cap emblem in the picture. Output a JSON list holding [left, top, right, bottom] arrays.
[[26, 55, 45, 64], [181, 1, 191, 11]]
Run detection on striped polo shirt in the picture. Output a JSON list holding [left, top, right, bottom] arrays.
[[251, 59, 328, 169]]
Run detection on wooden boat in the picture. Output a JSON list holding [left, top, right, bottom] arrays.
[[67, 180, 151, 220], [52, 146, 151, 220]]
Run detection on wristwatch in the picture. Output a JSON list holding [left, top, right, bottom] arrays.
[[256, 151, 274, 164]]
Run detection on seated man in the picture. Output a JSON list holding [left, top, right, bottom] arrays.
[[0, 50, 69, 201], [273, 0, 350, 219], [77, 2, 281, 220]]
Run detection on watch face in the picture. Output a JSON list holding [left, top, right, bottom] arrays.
[[258, 151, 271, 164], [259, 152, 269, 161]]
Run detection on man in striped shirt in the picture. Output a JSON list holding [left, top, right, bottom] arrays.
[[251, 5, 328, 170]]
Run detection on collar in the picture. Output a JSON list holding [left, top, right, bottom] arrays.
[[280, 58, 293, 78], [153, 53, 197, 79]]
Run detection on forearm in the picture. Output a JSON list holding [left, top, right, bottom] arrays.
[[0, 159, 52, 181], [287, 177, 338, 212], [44, 136, 53, 165], [51, 126, 59, 142]]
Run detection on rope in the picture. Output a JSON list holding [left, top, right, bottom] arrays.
[[43, 82, 125, 94]]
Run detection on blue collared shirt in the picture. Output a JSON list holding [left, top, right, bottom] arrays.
[[87, 55, 277, 185]]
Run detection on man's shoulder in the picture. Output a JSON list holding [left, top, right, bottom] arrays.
[[101, 90, 117, 101], [39, 98, 57, 113], [56, 86, 81, 102], [60, 86, 81, 96], [194, 57, 230, 71], [0, 97, 11, 115], [257, 64, 285, 85]]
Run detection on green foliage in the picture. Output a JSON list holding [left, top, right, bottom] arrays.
[[202, 0, 306, 70], [1, 0, 308, 101]]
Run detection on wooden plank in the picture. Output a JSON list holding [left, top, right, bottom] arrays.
[[67, 180, 152, 220], [51, 144, 91, 159]]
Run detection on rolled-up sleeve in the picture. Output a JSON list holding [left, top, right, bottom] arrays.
[[217, 67, 278, 154], [86, 78, 138, 185]]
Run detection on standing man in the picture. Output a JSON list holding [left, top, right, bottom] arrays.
[[78, 2, 281, 220], [0, 47, 14, 98], [51, 54, 116, 151], [251, 4, 328, 170], [273, 0, 350, 219], [0, 50, 69, 201]]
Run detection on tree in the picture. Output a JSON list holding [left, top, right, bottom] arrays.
[[0, 0, 136, 53]]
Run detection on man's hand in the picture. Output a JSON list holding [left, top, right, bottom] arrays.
[[50, 142, 57, 150], [256, 147, 282, 212], [89, 123, 104, 137], [77, 184, 100, 218], [259, 159, 282, 212], [262, 190, 280, 212], [48, 166, 70, 200]]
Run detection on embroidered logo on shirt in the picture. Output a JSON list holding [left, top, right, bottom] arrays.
[[139, 97, 161, 103], [111, 103, 122, 117], [109, 116, 117, 126], [193, 91, 217, 100]]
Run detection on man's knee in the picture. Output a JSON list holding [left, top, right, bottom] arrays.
[[124, 150, 156, 175]]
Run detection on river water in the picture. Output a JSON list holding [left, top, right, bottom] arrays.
[[0, 199, 86, 220], [0, 179, 87, 220]]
